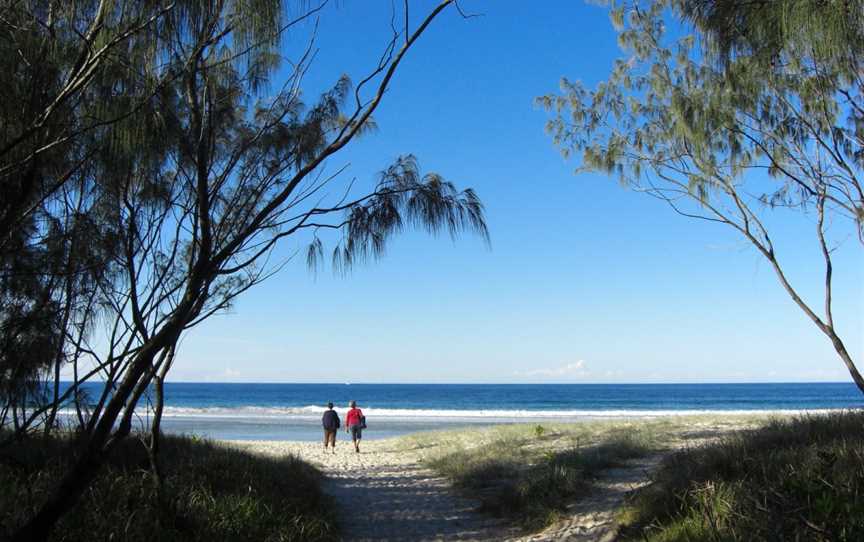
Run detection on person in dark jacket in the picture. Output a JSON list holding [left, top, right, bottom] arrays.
[[322, 402, 340, 453]]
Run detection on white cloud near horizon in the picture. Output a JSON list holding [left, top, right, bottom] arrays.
[[515, 360, 589, 379], [223, 367, 241, 378]]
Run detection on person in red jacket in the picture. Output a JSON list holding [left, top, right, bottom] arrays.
[[345, 400, 364, 453]]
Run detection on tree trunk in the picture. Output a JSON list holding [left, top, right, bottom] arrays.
[[10, 444, 106, 542], [11, 332, 171, 542], [759, 244, 864, 397], [827, 330, 864, 395], [45, 211, 81, 434], [147, 371, 167, 491]]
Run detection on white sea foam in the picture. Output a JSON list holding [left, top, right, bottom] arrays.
[[139, 405, 844, 420]]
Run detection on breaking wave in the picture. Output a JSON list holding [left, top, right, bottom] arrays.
[[144, 405, 841, 420]]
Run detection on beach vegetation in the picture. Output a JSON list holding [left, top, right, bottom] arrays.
[[1, 1, 487, 539], [618, 411, 864, 541], [0, 0, 180, 444], [407, 421, 659, 531], [0, 432, 337, 541], [540, 0, 864, 394]]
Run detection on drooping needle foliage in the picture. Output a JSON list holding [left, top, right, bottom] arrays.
[[539, 0, 864, 394], [1, 1, 485, 540]]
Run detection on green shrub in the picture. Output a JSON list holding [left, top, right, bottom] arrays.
[[619, 411, 864, 542], [0, 434, 338, 541], [427, 430, 654, 531]]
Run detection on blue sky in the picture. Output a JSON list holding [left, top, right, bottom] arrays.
[[168, 1, 863, 384]]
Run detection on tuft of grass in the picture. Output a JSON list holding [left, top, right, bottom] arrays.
[[424, 425, 656, 531], [619, 411, 864, 542], [0, 433, 338, 541]]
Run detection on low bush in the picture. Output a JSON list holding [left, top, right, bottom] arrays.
[[619, 411, 864, 542], [428, 430, 654, 531], [0, 433, 338, 541]]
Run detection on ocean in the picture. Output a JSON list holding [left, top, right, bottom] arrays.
[[63, 382, 863, 441]]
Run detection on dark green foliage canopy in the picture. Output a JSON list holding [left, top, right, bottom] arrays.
[[682, 0, 864, 78], [4, 0, 479, 538], [2, 0, 482, 435]]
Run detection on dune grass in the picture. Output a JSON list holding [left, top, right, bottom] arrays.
[[0, 433, 338, 541], [399, 420, 665, 531], [618, 411, 864, 541]]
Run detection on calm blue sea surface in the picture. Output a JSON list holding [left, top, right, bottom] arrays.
[[64, 382, 863, 441]]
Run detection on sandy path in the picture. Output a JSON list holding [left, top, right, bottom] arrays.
[[234, 438, 660, 541], [232, 439, 517, 541], [231, 422, 749, 541], [323, 460, 514, 541], [519, 455, 663, 542]]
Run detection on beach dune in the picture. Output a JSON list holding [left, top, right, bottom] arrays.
[[234, 439, 515, 541], [232, 415, 763, 541]]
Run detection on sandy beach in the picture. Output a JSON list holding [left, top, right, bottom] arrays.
[[232, 438, 516, 541], [230, 415, 768, 541]]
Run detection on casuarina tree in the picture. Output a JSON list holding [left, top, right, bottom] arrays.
[[0, 0, 180, 439], [539, 0, 863, 393], [8, 1, 489, 540]]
